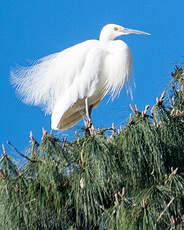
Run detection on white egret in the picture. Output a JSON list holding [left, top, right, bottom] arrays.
[[11, 24, 150, 132]]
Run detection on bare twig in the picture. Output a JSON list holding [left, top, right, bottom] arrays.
[[41, 128, 47, 140], [160, 91, 166, 101], [129, 104, 139, 114], [80, 177, 85, 188], [0, 169, 6, 179], [157, 197, 175, 222], [135, 104, 138, 112], [114, 193, 119, 206], [144, 105, 150, 115], [117, 125, 123, 134], [156, 91, 165, 106], [2, 144, 6, 155], [7, 141, 37, 162], [108, 123, 116, 141], [29, 131, 39, 146], [129, 104, 136, 114], [169, 167, 178, 179], [50, 130, 53, 136], [62, 137, 68, 148], [112, 123, 116, 135], [29, 131, 34, 143], [1, 144, 7, 159], [118, 187, 125, 199], [141, 200, 146, 209], [170, 215, 176, 229], [29, 131, 39, 155], [80, 151, 84, 167], [18, 168, 22, 177]]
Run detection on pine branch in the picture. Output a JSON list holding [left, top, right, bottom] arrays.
[[7, 141, 37, 162]]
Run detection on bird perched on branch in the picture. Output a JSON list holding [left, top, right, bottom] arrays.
[[11, 24, 150, 133]]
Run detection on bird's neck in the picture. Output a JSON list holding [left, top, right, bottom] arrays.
[[99, 31, 115, 42]]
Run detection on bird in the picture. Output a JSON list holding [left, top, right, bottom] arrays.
[[11, 24, 150, 132]]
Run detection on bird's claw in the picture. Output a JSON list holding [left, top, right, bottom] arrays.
[[85, 118, 95, 137]]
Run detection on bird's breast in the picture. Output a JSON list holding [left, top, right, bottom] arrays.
[[101, 40, 132, 97]]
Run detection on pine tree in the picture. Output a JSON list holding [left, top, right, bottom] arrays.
[[0, 66, 184, 229]]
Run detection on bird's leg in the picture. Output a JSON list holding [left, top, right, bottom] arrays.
[[85, 98, 94, 136], [85, 97, 90, 121]]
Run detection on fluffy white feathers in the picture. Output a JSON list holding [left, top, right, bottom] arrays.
[[11, 24, 133, 130]]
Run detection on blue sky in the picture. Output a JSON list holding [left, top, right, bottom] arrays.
[[1, 0, 184, 152]]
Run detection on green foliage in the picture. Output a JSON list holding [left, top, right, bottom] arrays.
[[0, 66, 184, 229]]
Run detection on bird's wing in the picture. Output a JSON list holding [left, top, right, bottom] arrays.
[[11, 40, 102, 114], [11, 40, 107, 130], [51, 41, 108, 130]]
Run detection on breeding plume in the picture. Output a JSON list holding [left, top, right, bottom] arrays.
[[11, 24, 150, 131]]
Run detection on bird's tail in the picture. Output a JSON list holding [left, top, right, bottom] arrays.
[[10, 52, 63, 114], [53, 98, 86, 130]]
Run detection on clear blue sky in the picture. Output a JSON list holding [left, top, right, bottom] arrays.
[[1, 0, 184, 152]]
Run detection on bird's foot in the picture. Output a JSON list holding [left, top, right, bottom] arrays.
[[85, 118, 95, 137]]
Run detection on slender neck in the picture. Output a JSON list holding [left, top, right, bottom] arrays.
[[99, 31, 115, 42]]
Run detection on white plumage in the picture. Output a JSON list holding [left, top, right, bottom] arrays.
[[11, 24, 150, 130]]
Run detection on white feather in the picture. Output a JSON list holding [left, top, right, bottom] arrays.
[[11, 40, 101, 114], [10, 23, 149, 130]]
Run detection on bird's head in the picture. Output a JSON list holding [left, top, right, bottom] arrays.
[[99, 24, 150, 41]]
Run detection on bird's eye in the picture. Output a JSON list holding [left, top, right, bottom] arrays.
[[114, 26, 119, 31]]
